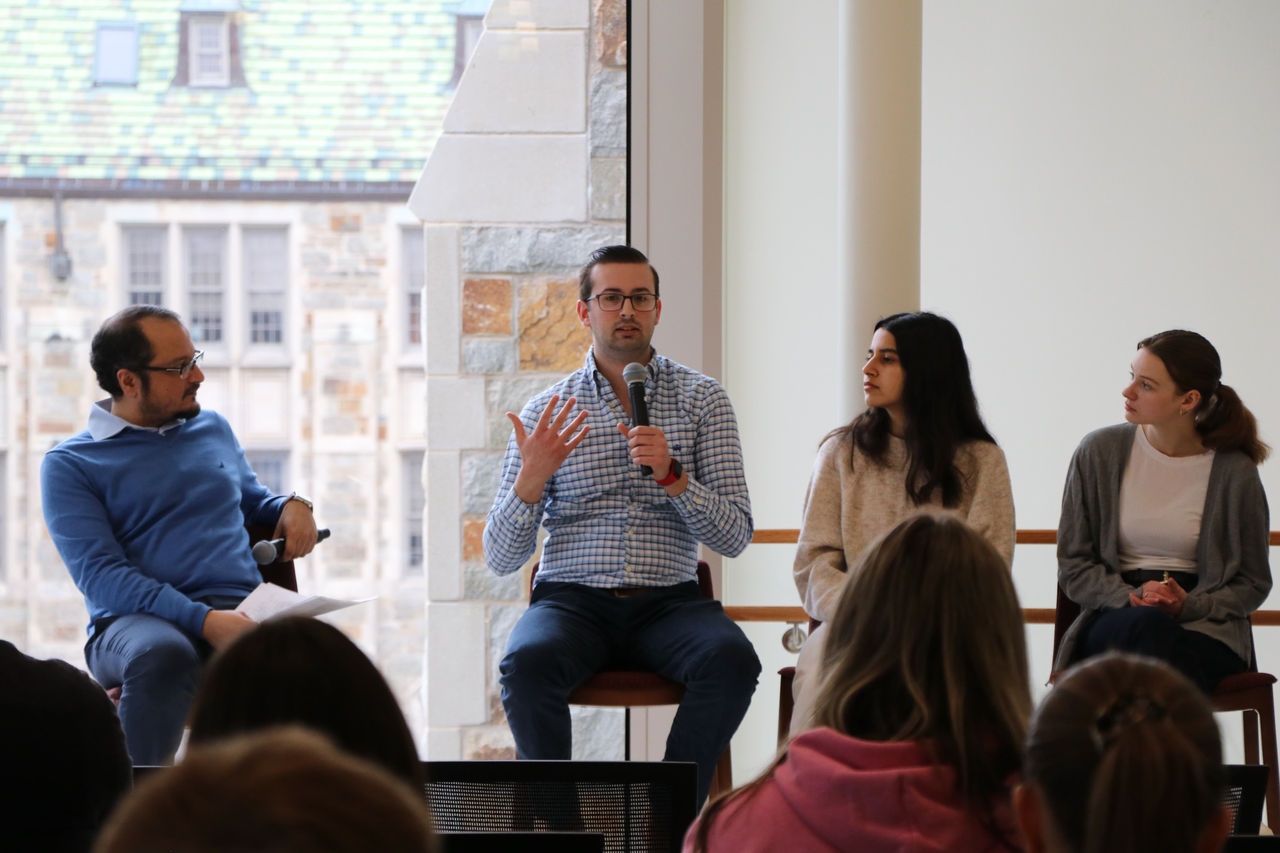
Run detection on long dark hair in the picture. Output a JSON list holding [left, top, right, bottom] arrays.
[[1138, 329, 1269, 464], [836, 312, 995, 506], [188, 616, 423, 790], [1023, 653, 1224, 853], [691, 514, 1030, 852]]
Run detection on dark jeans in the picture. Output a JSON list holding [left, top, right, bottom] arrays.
[[499, 581, 760, 806], [85, 594, 243, 765], [1074, 606, 1247, 693]]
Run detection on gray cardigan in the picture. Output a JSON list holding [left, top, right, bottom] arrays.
[[1055, 423, 1272, 670]]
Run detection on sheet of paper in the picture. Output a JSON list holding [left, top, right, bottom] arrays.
[[234, 582, 373, 622]]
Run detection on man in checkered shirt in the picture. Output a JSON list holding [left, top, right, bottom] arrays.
[[484, 245, 759, 806]]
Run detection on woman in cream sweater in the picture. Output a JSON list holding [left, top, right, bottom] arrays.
[[790, 311, 1015, 733]]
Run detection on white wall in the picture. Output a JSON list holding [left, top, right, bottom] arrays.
[[715, 0, 1280, 780], [921, 0, 1280, 697]]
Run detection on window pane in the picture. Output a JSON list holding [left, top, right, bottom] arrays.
[[245, 451, 289, 495], [244, 228, 287, 345], [403, 451, 424, 574], [402, 227, 424, 348], [184, 228, 225, 343], [123, 226, 166, 306], [189, 17, 228, 85]]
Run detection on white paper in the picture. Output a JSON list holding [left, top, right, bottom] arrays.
[[235, 582, 373, 622]]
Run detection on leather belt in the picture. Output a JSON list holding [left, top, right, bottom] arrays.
[[607, 587, 654, 598]]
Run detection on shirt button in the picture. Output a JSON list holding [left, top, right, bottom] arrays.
[[624, 565, 633, 573]]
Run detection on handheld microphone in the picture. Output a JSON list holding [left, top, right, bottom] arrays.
[[622, 362, 652, 475], [253, 528, 331, 566]]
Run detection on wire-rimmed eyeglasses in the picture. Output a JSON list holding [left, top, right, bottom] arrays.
[[136, 350, 205, 380]]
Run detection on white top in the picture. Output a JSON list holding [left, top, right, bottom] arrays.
[[1117, 426, 1214, 574]]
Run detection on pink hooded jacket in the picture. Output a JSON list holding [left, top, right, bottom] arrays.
[[683, 727, 1021, 853]]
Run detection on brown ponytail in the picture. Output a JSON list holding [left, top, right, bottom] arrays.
[[1024, 653, 1224, 853], [1138, 330, 1269, 463]]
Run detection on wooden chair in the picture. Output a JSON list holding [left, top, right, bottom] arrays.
[[775, 617, 820, 745], [1052, 585, 1280, 831], [527, 561, 734, 799]]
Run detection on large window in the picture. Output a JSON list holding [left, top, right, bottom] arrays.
[[123, 226, 167, 306], [94, 22, 139, 86], [243, 227, 287, 346], [184, 227, 227, 344]]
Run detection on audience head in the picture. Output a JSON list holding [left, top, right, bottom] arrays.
[[1017, 653, 1229, 853], [90, 305, 183, 397], [848, 311, 996, 506], [188, 616, 422, 789], [813, 513, 1030, 806], [578, 244, 660, 301], [0, 640, 132, 853], [95, 727, 439, 853], [1135, 329, 1268, 463]]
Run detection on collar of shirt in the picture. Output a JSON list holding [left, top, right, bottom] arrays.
[[88, 398, 185, 440], [584, 346, 658, 385]]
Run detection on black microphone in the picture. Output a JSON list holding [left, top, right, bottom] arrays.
[[253, 528, 331, 566], [622, 362, 652, 475]]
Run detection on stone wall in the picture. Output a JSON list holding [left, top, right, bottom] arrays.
[[412, 0, 628, 760]]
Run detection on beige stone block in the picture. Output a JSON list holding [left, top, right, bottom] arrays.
[[462, 278, 512, 335], [488, 0, 588, 29], [426, 450, 461, 602], [426, 601, 488, 726], [445, 32, 586, 134], [518, 278, 590, 372], [594, 0, 627, 67], [461, 516, 486, 563]]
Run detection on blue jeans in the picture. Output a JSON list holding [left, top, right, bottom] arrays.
[[500, 582, 760, 806], [1074, 606, 1247, 693], [85, 595, 241, 765]]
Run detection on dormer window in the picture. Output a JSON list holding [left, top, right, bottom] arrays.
[[172, 2, 245, 89], [189, 15, 230, 86]]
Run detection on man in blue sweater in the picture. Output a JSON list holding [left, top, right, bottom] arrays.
[[41, 306, 318, 764]]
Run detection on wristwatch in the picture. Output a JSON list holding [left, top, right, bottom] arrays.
[[286, 492, 314, 511], [655, 458, 682, 487]]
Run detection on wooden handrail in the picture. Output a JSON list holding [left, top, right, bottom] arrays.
[[733, 527, 1280, 625]]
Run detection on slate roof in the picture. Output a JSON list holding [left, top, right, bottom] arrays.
[[0, 0, 464, 198]]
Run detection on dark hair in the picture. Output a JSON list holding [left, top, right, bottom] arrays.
[[188, 617, 423, 790], [95, 727, 439, 853], [90, 305, 182, 397], [838, 312, 996, 506], [693, 514, 1030, 852], [1023, 653, 1223, 853], [0, 640, 132, 853], [1138, 329, 1269, 464], [577, 244, 660, 302]]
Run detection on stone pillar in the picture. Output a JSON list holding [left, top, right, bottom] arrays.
[[410, 0, 628, 761]]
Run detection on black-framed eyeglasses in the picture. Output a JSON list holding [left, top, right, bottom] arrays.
[[136, 350, 205, 380], [585, 292, 658, 312]]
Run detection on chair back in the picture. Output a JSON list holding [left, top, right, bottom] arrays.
[[422, 759, 697, 853], [1225, 763, 1270, 835], [1051, 585, 1081, 667]]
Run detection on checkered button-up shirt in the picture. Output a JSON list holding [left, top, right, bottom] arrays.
[[483, 350, 753, 588]]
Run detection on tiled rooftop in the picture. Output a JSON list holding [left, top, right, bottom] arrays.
[[0, 0, 463, 194]]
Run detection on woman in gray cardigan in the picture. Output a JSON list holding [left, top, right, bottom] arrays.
[[1056, 329, 1271, 692]]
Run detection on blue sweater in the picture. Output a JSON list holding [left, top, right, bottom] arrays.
[[41, 405, 285, 639]]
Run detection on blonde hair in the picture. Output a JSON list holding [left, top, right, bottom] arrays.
[[693, 513, 1030, 851], [95, 727, 438, 853], [1023, 653, 1223, 853]]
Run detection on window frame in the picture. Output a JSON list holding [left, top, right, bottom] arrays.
[[182, 225, 229, 347], [187, 14, 230, 87], [122, 225, 168, 307], [242, 226, 289, 349]]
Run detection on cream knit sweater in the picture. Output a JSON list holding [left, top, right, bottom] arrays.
[[793, 430, 1016, 622]]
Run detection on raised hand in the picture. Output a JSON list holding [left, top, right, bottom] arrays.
[[511, 395, 591, 503]]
